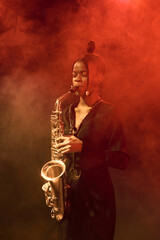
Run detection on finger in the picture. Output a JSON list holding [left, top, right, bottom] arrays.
[[56, 140, 70, 149], [56, 137, 65, 144], [59, 145, 71, 154], [56, 135, 71, 141], [56, 136, 69, 144], [56, 136, 68, 141]]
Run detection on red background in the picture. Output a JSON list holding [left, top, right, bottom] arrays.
[[0, 0, 160, 239]]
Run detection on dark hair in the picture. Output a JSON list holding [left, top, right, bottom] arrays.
[[72, 57, 89, 73], [73, 41, 105, 76]]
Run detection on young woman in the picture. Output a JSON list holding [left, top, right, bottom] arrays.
[[55, 42, 129, 240]]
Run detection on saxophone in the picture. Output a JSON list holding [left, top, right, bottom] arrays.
[[41, 86, 77, 221]]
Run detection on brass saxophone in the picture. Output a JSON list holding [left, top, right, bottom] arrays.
[[41, 86, 77, 221]]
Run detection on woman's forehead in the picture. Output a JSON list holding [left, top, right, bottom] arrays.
[[73, 61, 87, 71]]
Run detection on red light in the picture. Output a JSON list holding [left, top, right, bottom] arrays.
[[117, 0, 130, 2]]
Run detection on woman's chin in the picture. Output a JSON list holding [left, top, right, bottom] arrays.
[[74, 91, 80, 96], [75, 88, 85, 97]]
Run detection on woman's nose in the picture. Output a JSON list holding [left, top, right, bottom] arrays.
[[75, 73, 82, 81]]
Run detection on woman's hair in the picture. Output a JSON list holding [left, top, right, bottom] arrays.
[[73, 41, 105, 76]]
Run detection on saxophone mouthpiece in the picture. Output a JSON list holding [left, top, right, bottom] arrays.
[[70, 86, 79, 93]]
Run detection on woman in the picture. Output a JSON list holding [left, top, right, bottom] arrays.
[[56, 42, 129, 240]]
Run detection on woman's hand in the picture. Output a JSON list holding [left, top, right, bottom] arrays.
[[55, 135, 83, 154]]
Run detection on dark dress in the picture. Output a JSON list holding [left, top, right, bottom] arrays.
[[60, 100, 129, 240]]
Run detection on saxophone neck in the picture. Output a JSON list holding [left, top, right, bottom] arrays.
[[54, 86, 78, 111], [54, 99, 61, 112]]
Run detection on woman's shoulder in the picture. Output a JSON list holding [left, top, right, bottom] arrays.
[[97, 100, 116, 113]]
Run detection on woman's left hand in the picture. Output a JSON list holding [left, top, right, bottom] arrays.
[[55, 135, 83, 154]]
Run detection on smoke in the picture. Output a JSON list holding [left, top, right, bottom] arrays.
[[0, 0, 160, 239]]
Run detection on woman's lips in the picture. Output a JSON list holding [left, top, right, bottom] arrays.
[[73, 86, 81, 90]]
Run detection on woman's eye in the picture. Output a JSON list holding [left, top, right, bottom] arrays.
[[72, 71, 88, 77], [82, 72, 87, 77], [72, 72, 77, 77]]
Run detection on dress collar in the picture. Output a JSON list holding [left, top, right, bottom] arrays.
[[68, 99, 103, 135]]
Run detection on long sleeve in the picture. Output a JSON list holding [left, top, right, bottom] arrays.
[[104, 106, 129, 170]]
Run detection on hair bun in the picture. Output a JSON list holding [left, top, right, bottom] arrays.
[[87, 41, 95, 53]]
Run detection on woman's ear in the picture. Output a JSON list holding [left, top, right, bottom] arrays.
[[96, 73, 104, 84]]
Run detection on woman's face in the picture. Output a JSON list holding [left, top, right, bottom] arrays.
[[72, 61, 88, 96]]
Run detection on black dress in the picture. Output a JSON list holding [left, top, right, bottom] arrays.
[[60, 100, 129, 240]]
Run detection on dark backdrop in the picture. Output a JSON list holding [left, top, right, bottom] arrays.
[[0, 0, 160, 239]]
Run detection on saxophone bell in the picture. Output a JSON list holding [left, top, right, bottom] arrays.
[[41, 160, 66, 221]]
